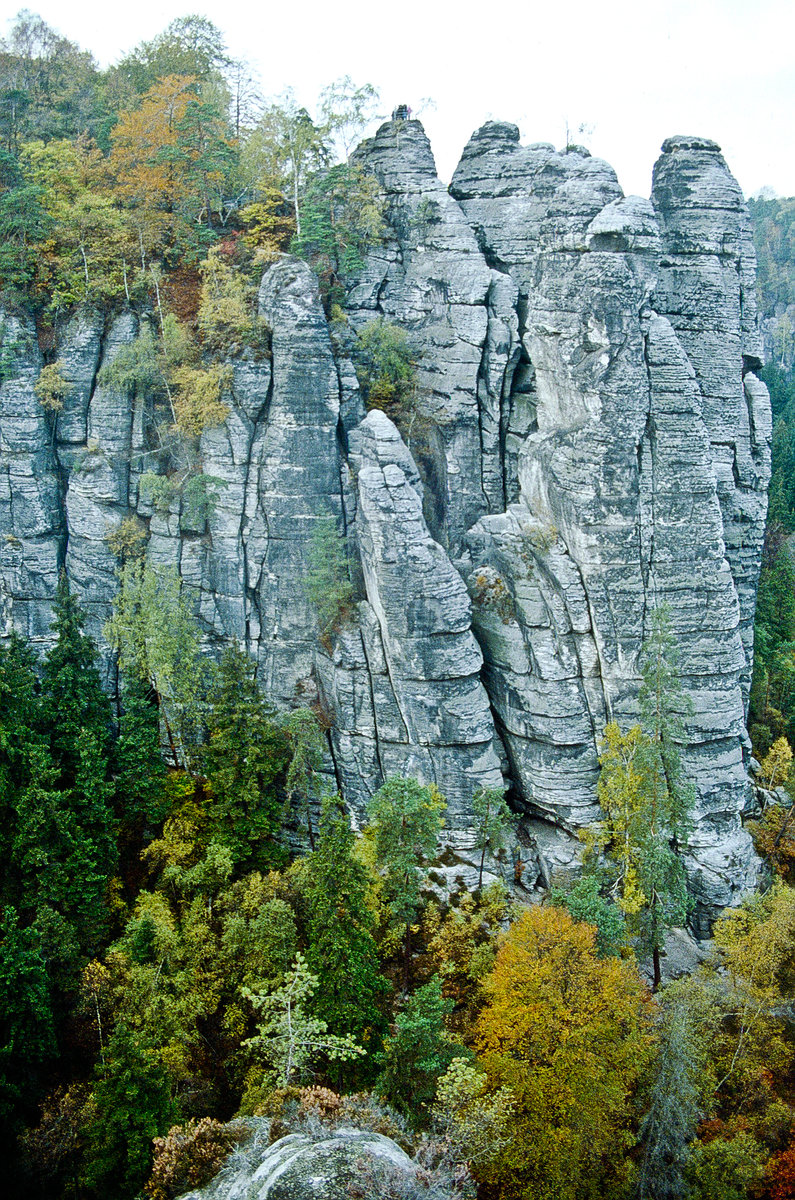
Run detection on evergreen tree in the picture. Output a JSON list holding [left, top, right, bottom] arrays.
[[113, 673, 168, 835], [592, 606, 695, 988], [306, 796, 386, 1080], [83, 1023, 173, 1200], [638, 603, 696, 846], [0, 633, 44, 884], [366, 776, 445, 987], [202, 644, 289, 869], [637, 990, 705, 1200], [548, 875, 626, 958], [0, 907, 55, 1127], [283, 707, 328, 850], [13, 735, 115, 970], [378, 976, 463, 1124], [41, 573, 112, 785], [243, 954, 364, 1087]]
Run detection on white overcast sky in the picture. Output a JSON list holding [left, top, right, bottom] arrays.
[[7, 0, 795, 199]]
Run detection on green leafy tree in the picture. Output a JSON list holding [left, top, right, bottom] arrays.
[[21, 135, 134, 318], [109, 73, 233, 264], [433, 1057, 515, 1176], [590, 606, 694, 987], [114, 16, 230, 97], [0, 146, 50, 295], [366, 776, 445, 987], [547, 875, 626, 958], [305, 796, 386, 1079], [354, 316, 418, 414], [378, 976, 464, 1124], [244, 95, 327, 238], [0, 11, 102, 144], [106, 562, 206, 772], [317, 77, 381, 161], [293, 163, 385, 305], [685, 1133, 766, 1200], [304, 515, 354, 648], [476, 905, 653, 1200], [197, 242, 264, 353]]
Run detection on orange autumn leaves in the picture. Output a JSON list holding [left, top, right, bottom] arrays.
[[110, 75, 232, 260], [475, 906, 654, 1200]]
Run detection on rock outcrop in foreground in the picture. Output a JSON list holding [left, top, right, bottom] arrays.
[[0, 120, 771, 923], [180, 1127, 425, 1200]]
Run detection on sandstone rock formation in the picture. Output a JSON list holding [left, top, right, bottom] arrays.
[[0, 118, 771, 922], [179, 1125, 426, 1200]]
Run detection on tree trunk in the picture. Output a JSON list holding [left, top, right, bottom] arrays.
[[403, 922, 412, 991]]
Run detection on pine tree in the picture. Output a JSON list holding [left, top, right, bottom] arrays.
[[0, 906, 55, 1127], [84, 1023, 173, 1200], [113, 673, 168, 837], [13, 735, 116, 970], [366, 776, 445, 988], [0, 634, 44, 888], [378, 976, 462, 1124], [41, 573, 112, 785], [637, 990, 704, 1200], [203, 644, 289, 869], [638, 604, 696, 847], [306, 796, 386, 1081]]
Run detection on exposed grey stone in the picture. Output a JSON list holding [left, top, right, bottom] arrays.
[[452, 121, 767, 920], [0, 308, 62, 645], [651, 135, 771, 702], [54, 308, 103, 448], [180, 1125, 424, 1200], [318, 409, 505, 826], [0, 118, 773, 922], [349, 118, 510, 553]]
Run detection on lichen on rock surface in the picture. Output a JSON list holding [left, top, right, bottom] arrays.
[[178, 1125, 425, 1200], [0, 116, 771, 922]]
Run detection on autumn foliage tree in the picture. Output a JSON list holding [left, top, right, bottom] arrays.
[[110, 75, 233, 263], [475, 905, 653, 1200]]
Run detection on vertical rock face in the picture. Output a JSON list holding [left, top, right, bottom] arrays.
[[0, 308, 62, 645], [348, 120, 512, 551], [0, 119, 771, 919], [317, 409, 504, 825], [650, 136, 772, 700], [449, 122, 769, 921]]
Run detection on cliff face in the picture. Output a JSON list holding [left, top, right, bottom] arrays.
[[0, 119, 771, 923]]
